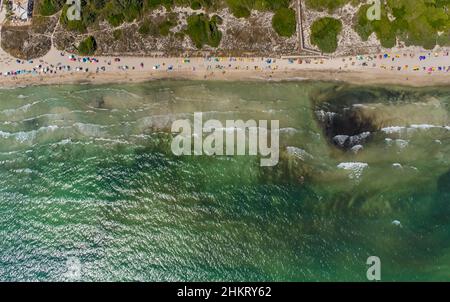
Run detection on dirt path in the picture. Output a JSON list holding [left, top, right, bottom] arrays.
[[295, 0, 322, 56]]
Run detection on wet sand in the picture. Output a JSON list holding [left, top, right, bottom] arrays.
[[1, 68, 449, 88]]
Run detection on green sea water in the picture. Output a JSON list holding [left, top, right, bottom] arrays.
[[0, 80, 449, 281]]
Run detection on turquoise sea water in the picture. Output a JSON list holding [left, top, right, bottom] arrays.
[[0, 81, 449, 281]]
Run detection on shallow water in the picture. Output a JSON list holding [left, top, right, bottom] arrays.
[[0, 80, 449, 281]]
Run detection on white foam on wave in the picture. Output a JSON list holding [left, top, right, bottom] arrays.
[[349, 132, 371, 146], [276, 127, 299, 135], [14, 131, 37, 143], [13, 168, 33, 174], [74, 123, 107, 137], [73, 88, 143, 99], [353, 104, 376, 110], [0, 125, 59, 143], [333, 135, 349, 147], [382, 124, 450, 135], [337, 162, 369, 179], [315, 110, 337, 122], [94, 137, 130, 145], [351, 145, 364, 154], [395, 139, 409, 149], [1, 102, 38, 116], [333, 132, 370, 147], [58, 138, 72, 145], [286, 146, 313, 161], [381, 126, 406, 134], [411, 124, 439, 129], [385, 138, 409, 149]]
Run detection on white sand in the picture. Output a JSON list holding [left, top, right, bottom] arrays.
[[0, 45, 449, 88]]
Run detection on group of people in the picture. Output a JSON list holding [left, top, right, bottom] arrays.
[[1, 49, 450, 79], [348, 51, 450, 74]]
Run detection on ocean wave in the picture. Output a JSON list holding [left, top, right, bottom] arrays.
[[286, 146, 313, 161], [276, 127, 299, 135], [12, 168, 33, 174], [381, 124, 450, 134], [72, 88, 143, 99], [392, 163, 403, 169], [333, 135, 349, 147], [352, 104, 376, 110], [93, 137, 130, 145], [315, 110, 337, 123], [0, 125, 59, 143], [351, 145, 364, 154], [74, 123, 108, 137], [333, 132, 371, 148], [1, 101, 40, 116], [381, 126, 406, 134], [0, 98, 59, 116], [337, 162, 369, 179], [385, 138, 409, 149]]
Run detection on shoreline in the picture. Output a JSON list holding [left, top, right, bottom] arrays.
[[1, 68, 450, 89]]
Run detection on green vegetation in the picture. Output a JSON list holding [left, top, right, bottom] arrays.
[[438, 30, 450, 46], [38, 0, 219, 30], [310, 17, 342, 53], [225, 0, 294, 37], [146, 0, 219, 11], [354, 4, 396, 48], [104, 0, 143, 26], [138, 13, 177, 36], [60, 5, 86, 32], [160, 12, 178, 36], [272, 7, 296, 37], [146, 0, 175, 9], [226, 0, 291, 18], [354, 0, 450, 49], [226, 0, 253, 18], [77, 36, 97, 55], [113, 29, 123, 40], [38, 0, 65, 16], [138, 19, 159, 36], [190, 1, 202, 10], [159, 19, 175, 36], [37, 0, 294, 40], [305, 0, 354, 12], [35, 0, 449, 51], [186, 14, 222, 48]]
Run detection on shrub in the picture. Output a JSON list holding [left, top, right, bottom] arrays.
[[78, 36, 97, 55], [138, 19, 160, 36], [272, 8, 296, 37], [226, 0, 253, 18], [353, 0, 450, 50], [190, 1, 202, 10], [305, 0, 352, 12], [60, 5, 86, 32], [113, 29, 123, 40], [39, 0, 65, 16], [186, 13, 222, 48], [310, 17, 342, 53]]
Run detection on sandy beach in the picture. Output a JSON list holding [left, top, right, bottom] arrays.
[[0, 46, 449, 88]]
